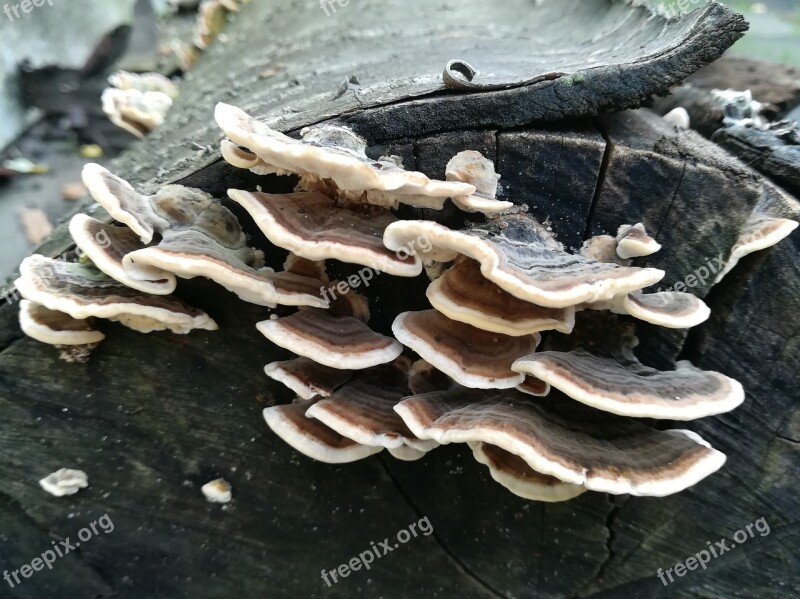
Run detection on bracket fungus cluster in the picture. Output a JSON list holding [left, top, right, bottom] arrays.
[[102, 71, 179, 139], [15, 102, 795, 503]]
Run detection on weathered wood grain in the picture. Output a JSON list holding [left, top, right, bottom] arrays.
[[713, 122, 800, 198]]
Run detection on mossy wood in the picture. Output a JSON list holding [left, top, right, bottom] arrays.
[[1, 1, 798, 598]]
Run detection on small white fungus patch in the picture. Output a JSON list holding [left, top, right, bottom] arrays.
[[39, 468, 89, 497], [202, 478, 232, 503]]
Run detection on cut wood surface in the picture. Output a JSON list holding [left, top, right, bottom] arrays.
[[2, 1, 798, 598]]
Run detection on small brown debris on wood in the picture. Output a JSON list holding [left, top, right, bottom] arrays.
[[62, 182, 87, 202], [20, 209, 53, 245]]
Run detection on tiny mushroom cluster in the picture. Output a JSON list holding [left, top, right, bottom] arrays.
[[102, 71, 179, 139], [15, 102, 798, 503]]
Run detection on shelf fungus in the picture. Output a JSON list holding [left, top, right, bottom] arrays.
[[305, 380, 438, 459], [15, 255, 217, 335], [512, 351, 744, 420], [516, 376, 551, 397], [426, 257, 576, 336], [264, 363, 437, 463], [581, 291, 711, 329], [383, 216, 665, 308], [215, 103, 478, 209], [220, 139, 286, 176], [24, 101, 772, 504], [257, 309, 403, 370], [264, 398, 384, 464], [69, 214, 177, 295], [101, 88, 173, 139], [39, 468, 89, 497], [83, 165, 326, 307], [201, 478, 232, 504], [107, 71, 179, 99], [714, 189, 800, 283], [392, 310, 541, 389], [19, 300, 105, 353], [394, 389, 726, 496], [615, 223, 662, 259], [617, 291, 710, 329], [469, 442, 585, 502], [82, 163, 247, 247], [227, 190, 421, 276], [445, 151, 513, 214], [264, 358, 354, 400]]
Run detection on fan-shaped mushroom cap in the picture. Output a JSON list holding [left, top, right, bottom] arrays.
[[715, 187, 799, 283], [621, 291, 710, 329], [101, 88, 172, 139], [264, 358, 353, 400], [214, 103, 475, 199], [257, 309, 402, 370], [82, 163, 155, 242], [263, 399, 382, 464], [82, 164, 245, 246], [383, 216, 664, 308], [662, 107, 691, 130], [39, 468, 89, 497], [445, 151, 513, 214], [108, 71, 179, 99], [615, 223, 662, 259], [392, 310, 540, 389], [15, 255, 217, 334], [69, 214, 177, 295], [194, 0, 228, 49], [512, 350, 744, 420], [220, 139, 287, 176], [469, 442, 585, 502], [227, 190, 420, 277], [19, 300, 105, 346], [80, 166, 322, 306], [516, 376, 550, 397], [580, 290, 710, 329], [387, 446, 429, 461], [427, 258, 575, 335], [394, 388, 726, 496], [123, 230, 327, 308], [718, 217, 798, 283], [306, 380, 438, 454]]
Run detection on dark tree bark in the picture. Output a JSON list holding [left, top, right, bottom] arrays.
[[3, 2, 799, 599]]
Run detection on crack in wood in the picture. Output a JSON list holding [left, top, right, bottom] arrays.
[[574, 495, 630, 597], [377, 455, 508, 599], [583, 119, 613, 241]]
